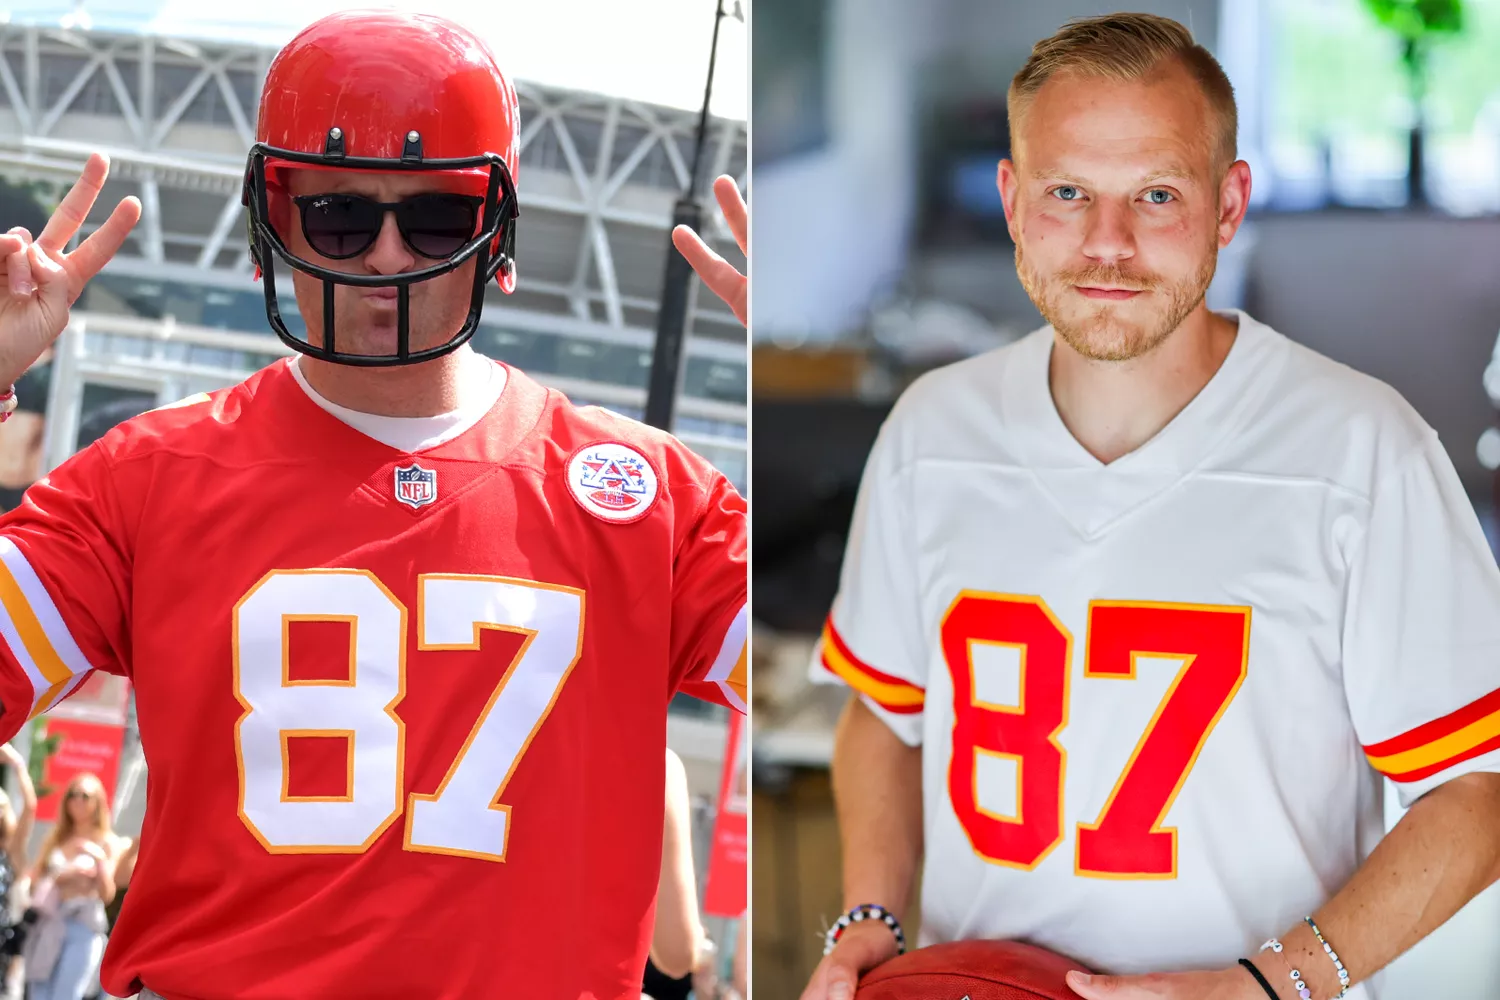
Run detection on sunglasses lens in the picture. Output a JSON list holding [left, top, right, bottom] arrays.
[[400, 194, 480, 259], [301, 194, 382, 259]]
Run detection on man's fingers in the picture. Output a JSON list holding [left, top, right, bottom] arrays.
[[823, 959, 858, 1000], [65, 195, 142, 285], [672, 224, 746, 321], [7, 238, 35, 297], [672, 224, 725, 278], [798, 957, 836, 1000], [711, 175, 747, 255], [38, 152, 113, 254], [1066, 971, 1149, 998]]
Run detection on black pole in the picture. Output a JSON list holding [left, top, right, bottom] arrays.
[[644, 0, 727, 431]]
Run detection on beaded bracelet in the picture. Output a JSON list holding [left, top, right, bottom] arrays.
[[823, 903, 906, 956], [1305, 917, 1351, 997], [0, 385, 16, 424], [1260, 938, 1311, 1000]]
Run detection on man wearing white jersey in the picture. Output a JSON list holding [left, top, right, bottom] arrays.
[[802, 13, 1500, 1000]]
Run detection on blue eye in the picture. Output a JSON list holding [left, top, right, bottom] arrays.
[[1052, 186, 1082, 201], [1144, 189, 1174, 204]]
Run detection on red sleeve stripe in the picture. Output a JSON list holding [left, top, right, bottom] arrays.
[[819, 617, 924, 715], [1364, 687, 1500, 783]]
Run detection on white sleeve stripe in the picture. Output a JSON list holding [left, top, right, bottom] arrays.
[[44, 670, 92, 716], [0, 537, 95, 677], [0, 601, 54, 718], [704, 603, 748, 714], [0, 538, 94, 715]]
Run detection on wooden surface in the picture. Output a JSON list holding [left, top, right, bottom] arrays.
[[752, 764, 924, 997], [753, 767, 843, 997]]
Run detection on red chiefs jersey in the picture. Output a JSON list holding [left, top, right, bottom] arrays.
[[0, 360, 746, 1000]]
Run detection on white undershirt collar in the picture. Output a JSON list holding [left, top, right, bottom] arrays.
[[288, 349, 506, 454]]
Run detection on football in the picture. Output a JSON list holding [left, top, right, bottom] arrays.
[[855, 939, 1092, 1000]]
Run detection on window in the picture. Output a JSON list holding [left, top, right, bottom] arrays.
[[1223, 0, 1500, 214]]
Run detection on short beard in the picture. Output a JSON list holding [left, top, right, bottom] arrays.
[[1015, 239, 1219, 362]]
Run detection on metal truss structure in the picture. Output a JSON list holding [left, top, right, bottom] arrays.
[[0, 19, 748, 482]]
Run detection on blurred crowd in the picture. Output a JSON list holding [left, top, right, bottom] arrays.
[[1, 752, 134, 1000]]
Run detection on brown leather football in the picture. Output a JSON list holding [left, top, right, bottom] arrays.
[[855, 939, 1092, 1000]]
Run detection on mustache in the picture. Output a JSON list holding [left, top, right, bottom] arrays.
[[1057, 264, 1161, 292]]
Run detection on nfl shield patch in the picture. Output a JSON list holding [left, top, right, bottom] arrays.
[[394, 463, 437, 509], [566, 442, 660, 524]]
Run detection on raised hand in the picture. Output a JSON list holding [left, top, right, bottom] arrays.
[[0, 153, 142, 387], [672, 174, 747, 326]]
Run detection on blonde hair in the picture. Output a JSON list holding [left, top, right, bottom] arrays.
[[1008, 12, 1237, 174], [34, 772, 114, 873]]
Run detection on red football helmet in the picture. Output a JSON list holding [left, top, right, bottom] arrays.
[[243, 9, 520, 366]]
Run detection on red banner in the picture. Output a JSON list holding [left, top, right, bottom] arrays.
[[46, 672, 131, 727], [36, 719, 126, 823], [702, 712, 748, 918]]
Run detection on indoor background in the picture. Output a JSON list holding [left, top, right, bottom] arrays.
[[750, 0, 1500, 996]]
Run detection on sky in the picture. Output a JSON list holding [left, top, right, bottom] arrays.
[[3, 0, 748, 118]]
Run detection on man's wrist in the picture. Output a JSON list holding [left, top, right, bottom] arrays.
[[1279, 922, 1347, 998], [833, 917, 902, 960]]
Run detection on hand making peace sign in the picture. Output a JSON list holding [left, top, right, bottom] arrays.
[[0, 153, 143, 387], [672, 175, 747, 326]]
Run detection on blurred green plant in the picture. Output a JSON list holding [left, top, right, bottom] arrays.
[[1362, 0, 1467, 204], [29, 724, 62, 800]]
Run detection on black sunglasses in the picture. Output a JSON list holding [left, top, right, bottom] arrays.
[[292, 192, 487, 261]]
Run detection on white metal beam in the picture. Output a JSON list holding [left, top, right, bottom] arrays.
[[37, 48, 106, 136], [0, 30, 33, 132], [197, 193, 245, 269], [137, 172, 165, 263]]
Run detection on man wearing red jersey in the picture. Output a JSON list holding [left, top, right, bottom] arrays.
[[0, 11, 746, 1000]]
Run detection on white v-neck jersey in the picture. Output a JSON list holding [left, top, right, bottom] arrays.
[[288, 351, 506, 453], [814, 310, 1500, 995]]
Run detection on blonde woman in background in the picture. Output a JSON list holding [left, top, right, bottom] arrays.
[[23, 773, 120, 1000]]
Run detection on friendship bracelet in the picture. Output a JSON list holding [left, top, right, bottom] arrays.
[[823, 903, 906, 956], [1304, 917, 1352, 998], [0, 385, 15, 423], [1238, 958, 1280, 1000], [1260, 938, 1311, 1000]]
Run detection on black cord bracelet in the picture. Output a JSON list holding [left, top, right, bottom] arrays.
[[1239, 958, 1280, 1000]]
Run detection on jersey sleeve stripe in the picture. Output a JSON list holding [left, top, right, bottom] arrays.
[[0, 540, 88, 716], [703, 603, 748, 714], [1362, 686, 1500, 758], [819, 618, 924, 713], [1364, 688, 1500, 782]]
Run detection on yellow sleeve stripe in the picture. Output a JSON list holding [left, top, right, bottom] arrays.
[[704, 603, 748, 714], [0, 538, 91, 717], [819, 621, 925, 713], [1365, 707, 1500, 782]]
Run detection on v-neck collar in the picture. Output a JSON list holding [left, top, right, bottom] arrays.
[[1004, 309, 1279, 473], [997, 310, 1287, 538]]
